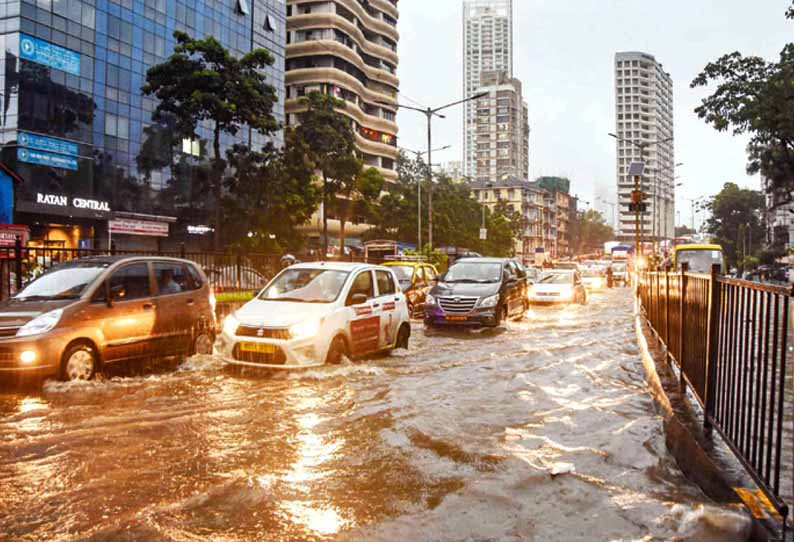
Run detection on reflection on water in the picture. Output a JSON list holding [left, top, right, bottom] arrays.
[[0, 289, 756, 541]]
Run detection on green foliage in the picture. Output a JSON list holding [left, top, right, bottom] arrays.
[[223, 130, 320, 253], [142, 31, 279, 248], [704, 183, 766, 267], [293, 92, 361, 256], [740, 255, 760, 271], [691, 5, 794, 196], [570, 209, 614, 254], [401, 245, 449, 270]]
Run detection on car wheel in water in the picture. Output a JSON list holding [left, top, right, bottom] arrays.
[[326, 336, 347, 365], [193, 331, 214, 356], [396, 323, 410, 349], [61, 343, 97, 381], [495, 305, 508, 326]]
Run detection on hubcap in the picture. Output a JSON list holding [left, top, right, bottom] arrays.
[[194, 334, 213, 355], [66, 350, 93, 381]]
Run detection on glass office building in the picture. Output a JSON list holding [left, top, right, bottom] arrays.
[[0, 0, 285, 251]]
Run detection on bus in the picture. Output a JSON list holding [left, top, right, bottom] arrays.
[[672, 244, 726, 274]]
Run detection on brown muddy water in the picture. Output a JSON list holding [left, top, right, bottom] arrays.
[[0, 289, 755, 541]]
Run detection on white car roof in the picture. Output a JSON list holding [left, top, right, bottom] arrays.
[[289, 261, 386, 272], [545, 269, 575, 274]]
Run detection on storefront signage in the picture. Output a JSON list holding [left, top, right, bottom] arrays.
[[36, 193, 110, 212], [0, 225, 29, 248], [18, 148, 78, 171], [109, 218, 169, 237], [19, 34, 81, 75], [18, 131, 78, 156], [187, 225, 214, 235]]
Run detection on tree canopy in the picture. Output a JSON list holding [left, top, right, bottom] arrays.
[[704, 182, 766, 268], [691, 3, 794, 199], [142, 31, 279, 248], [569, 209, 614, 255]]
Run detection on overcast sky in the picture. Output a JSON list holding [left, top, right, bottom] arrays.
[[395, 0, 793, 227]]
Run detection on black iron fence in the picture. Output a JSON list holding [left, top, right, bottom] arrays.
[[0, 241, 283, 300], [639, 265, 792, 524]]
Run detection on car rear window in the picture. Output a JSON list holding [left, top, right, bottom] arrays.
[[186, 264, 204, 290]]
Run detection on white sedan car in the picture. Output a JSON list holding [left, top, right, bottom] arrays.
[[528, 270, 588, 305], [215, 262, 411, 370]]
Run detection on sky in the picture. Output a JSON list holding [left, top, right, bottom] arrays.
[[395, 0, 793, 228]]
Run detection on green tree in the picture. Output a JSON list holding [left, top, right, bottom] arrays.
[[293, 92, 359, 257], [704, 183, 765, 268], [570, 209, 614, 254], [142, 30, 279, 249], [336, 166, 384, 256], [691, 3, 794, 198], [484, 199, 521, 256], [223, 129, 320, 252]]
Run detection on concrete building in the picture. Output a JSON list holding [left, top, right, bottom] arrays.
[[285, 0, 399, 249], [0, 0, 286, 252], [614, 51, 674, 243], [472, 70, 529, 184], [441, 160, 465, 183], [285, 0, 399, 183], [463, 0, 513, 178]]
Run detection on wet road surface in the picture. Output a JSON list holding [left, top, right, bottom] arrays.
[[0, 288, 753, 541]]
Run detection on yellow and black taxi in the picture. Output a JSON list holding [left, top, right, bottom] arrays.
[[383, 260, 439, 318], [216, 262, 411, 370]]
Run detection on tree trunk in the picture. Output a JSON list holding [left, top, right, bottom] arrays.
[[212, 126, 222, 251], [322, 172, 329, 261], [339, 195, 349, 262]]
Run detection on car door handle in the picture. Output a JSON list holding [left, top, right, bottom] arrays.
[[142, 303, 155, 311], [186, 299, 195, 306], [394, 297, 400, 301], [372, 303, 380, 308]]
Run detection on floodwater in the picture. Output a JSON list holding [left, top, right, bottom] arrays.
[[0, 289, 754, 542]]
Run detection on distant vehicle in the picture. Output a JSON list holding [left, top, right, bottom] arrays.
[[0, 256, 216, 382], [673, 244, 726, 274], [611, 245, 633, 261], [581, 267, 606, 291], [206, 266, 268, 293], [424, 257, 528, 328], [604, 241, 621, 255], [553, 261, 580, 271], [216, 262, 411, 370], [610, 262, 628, 286], [529, 270, 588, 305], [363, 240, 416, 264], [383, 260, 439, 318], [534, 247, 548, 267]]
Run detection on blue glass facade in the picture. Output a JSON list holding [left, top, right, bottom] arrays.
[[0, 0, 285, 249]]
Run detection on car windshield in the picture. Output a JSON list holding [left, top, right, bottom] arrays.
[[15, 262, 109, 301], [676, 249, 723, 274], [583, 269, 603, 277], [259, 268, 349, 303], [443, 262, 502, 283], [389, 265, 415, 287], [538, 272, 574, 285]]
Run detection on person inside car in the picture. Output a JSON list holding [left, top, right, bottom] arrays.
[[159, 268, 182, 294]]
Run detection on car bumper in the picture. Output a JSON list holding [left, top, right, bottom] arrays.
[[0, 332, 66, 378], [214, 332, 326, 370], [423, 305, 498, 327], [528, 294, 573, 304]]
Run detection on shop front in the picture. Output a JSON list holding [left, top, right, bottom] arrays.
[[16, 192, 112, 250]]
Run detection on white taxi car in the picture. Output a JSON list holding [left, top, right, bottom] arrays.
[[528, 270, 588, 305], [215, 262, 411, 369]]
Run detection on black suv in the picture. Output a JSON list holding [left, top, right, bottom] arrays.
[[424, 257, 528, 328]]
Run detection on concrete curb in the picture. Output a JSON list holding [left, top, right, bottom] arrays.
[[634, 310, 772, 541]]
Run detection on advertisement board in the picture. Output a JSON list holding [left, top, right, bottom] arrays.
[[19, 34, 81, 75]]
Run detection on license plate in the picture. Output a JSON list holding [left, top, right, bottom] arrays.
[[239, 342, 275, 354], [445, 315, 468, 321]]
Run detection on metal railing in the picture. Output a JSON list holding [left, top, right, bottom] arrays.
[[639, 265, 792, 524]]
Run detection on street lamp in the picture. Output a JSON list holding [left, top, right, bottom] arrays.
[[596, 196, 617, 230], [386, 92, 488, 248], [608, 132, 674, 257], [398, 144, 452, 250]]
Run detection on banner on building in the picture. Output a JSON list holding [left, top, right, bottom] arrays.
[[18, 131, 78, 156], [109, 219, 169, 237], [18, 147, 78, 170], [19, 34, 81, 75]]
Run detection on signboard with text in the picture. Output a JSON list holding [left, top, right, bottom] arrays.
[[18, 131, 78, 156], [18, 147, 78, 170], [19, 34, 81, 75], [109, 219, 169, 237]]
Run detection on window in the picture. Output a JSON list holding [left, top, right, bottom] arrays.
[[181, 138, 201, 157], [154, 263, 189, 296], [186, 265, 204, 290], [424, 266, 437, 282], [376, 270, 396, 296], [108, 263, 152, 301], [236, 0, 250, 15], [347, 271, 374, 302]]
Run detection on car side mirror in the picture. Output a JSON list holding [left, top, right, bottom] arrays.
[[347, 292, 368, 306], [110, 284, 126, 305]]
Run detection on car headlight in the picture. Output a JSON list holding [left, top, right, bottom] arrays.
[[16, 308, 63, 337], [222, 314, 239, 336], [290, 318, 322, 340], [426, 293, 437, 306], [478, 294, 499, 308]]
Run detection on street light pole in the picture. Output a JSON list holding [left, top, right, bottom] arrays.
[[388, 92, 487, 249], [399, 144, 451, 250]]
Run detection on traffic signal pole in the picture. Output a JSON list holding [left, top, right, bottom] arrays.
[[635, 173, 641, 258]]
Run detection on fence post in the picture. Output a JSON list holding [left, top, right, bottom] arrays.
[[665, 271, 670, 361], [679, 262, 688, 390], [14, 236, 22, 292], [704, 264, 722, 430], [235, 253, 242, 291]]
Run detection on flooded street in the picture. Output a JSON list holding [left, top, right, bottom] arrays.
[[0, 289, 751, 542]]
